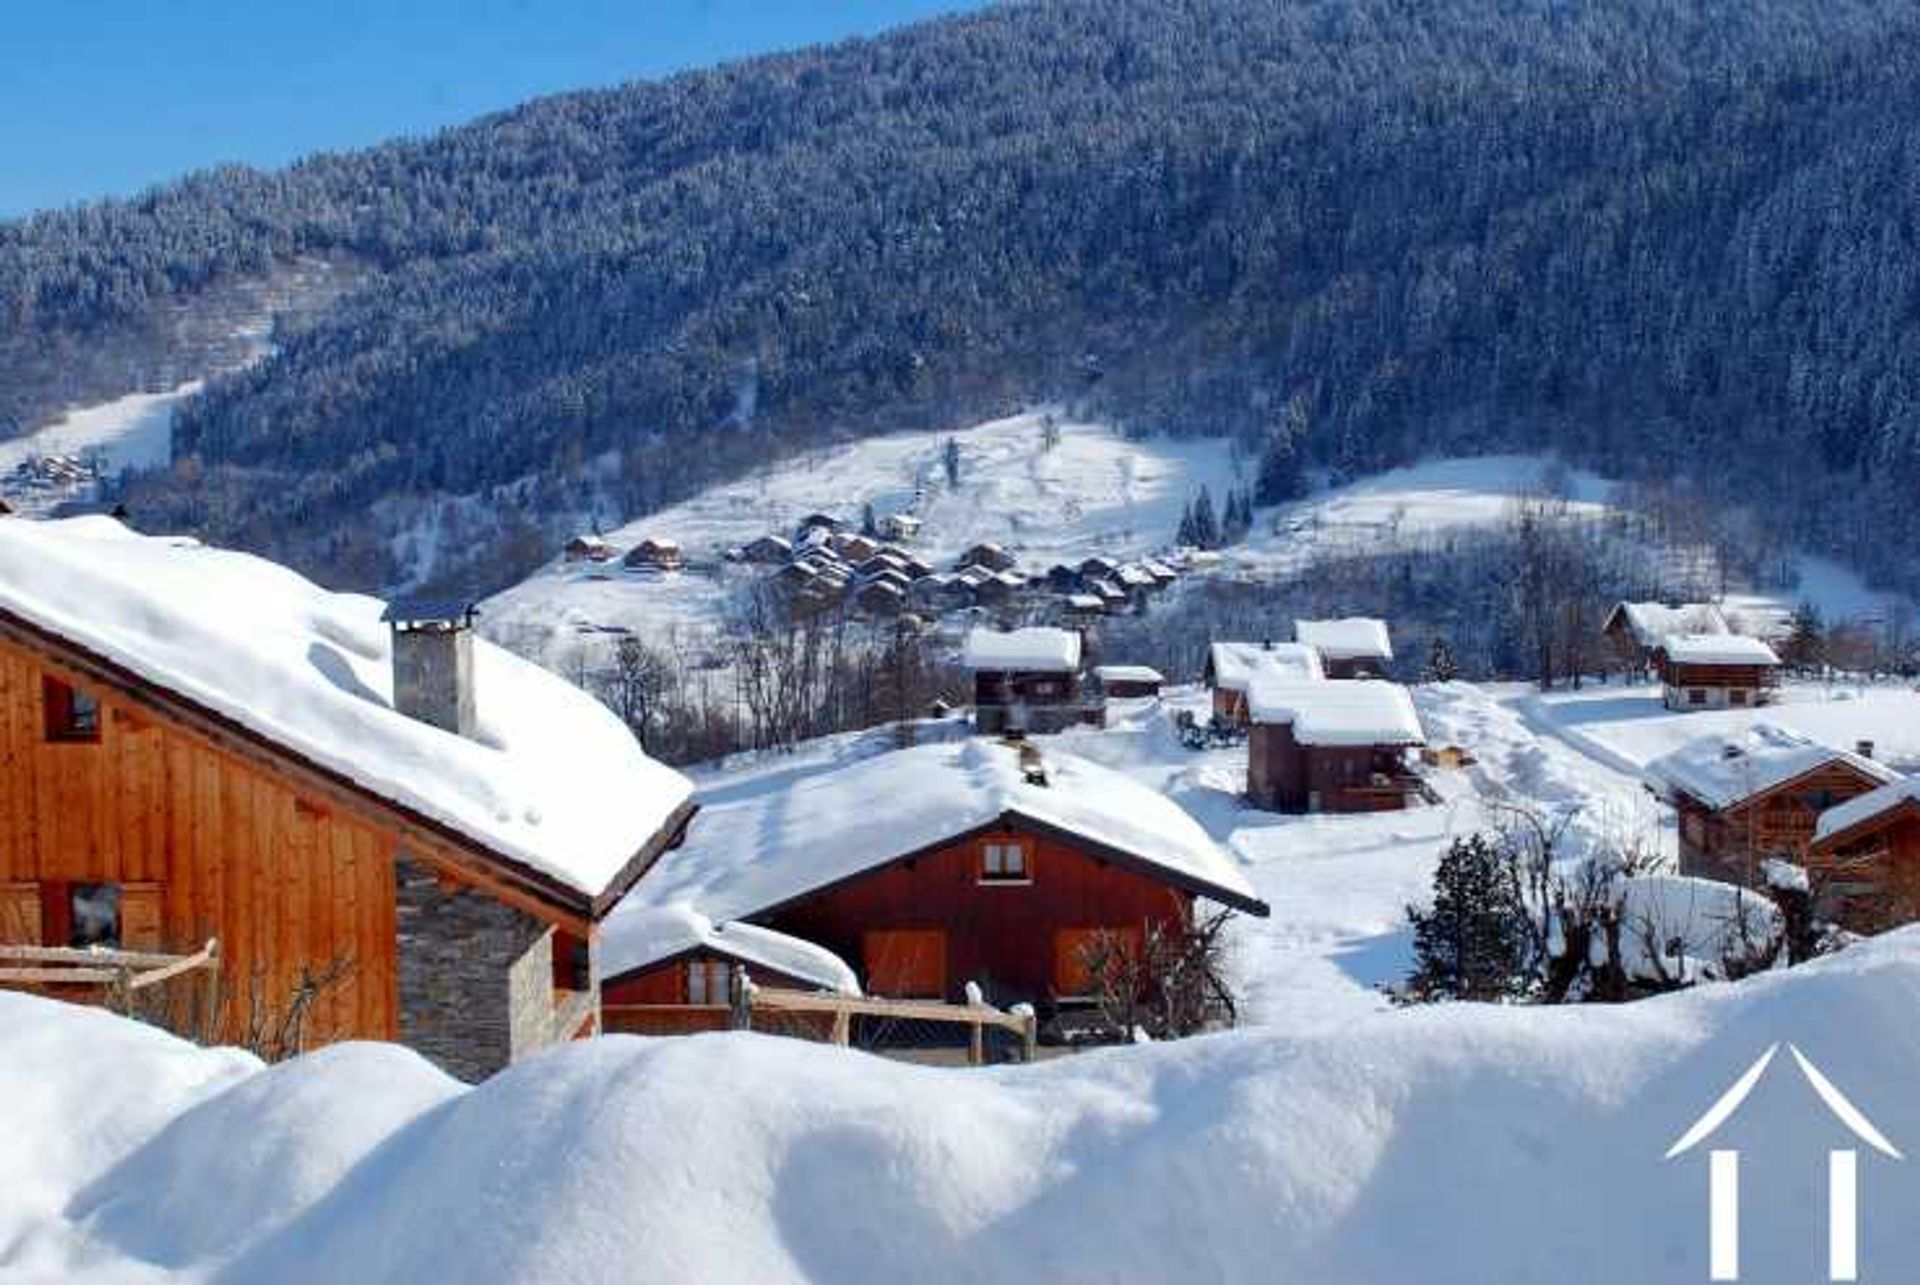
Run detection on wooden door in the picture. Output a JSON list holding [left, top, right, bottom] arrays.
[[863, 929, 946, 998]]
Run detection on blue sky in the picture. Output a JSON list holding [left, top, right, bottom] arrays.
[[0, 1, 989, 218]]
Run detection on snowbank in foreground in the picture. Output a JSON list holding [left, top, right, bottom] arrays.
[[11, 934, 1920, 1283]]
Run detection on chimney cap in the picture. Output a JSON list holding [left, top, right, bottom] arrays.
[[382, 597, 479, 631]]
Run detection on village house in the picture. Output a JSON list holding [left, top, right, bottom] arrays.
[[1094, 665, 1165, 700], [601, 740, 1269, 1020], [1657, 633, 1781, 711], [600, 906, 859, 1035], [964, 626, 1091, 735], [1809, 777, 1920, 931], [563, 533, 614, 564], [1204, 640, 1324, 726], [879, 512, 922, 542], [0, 517, 696, 1082], [959, 541, 1018, 573], [1078, 556, 1119, 582], [1293, 617, 1394, 679], [1645, 727, 1895, 890], [1060, 592, 1106, 623], [623, 536, 684, 572], [1245, 674, 1427, 813], [738, 534, 792, 564], [830, 531, 880, 563], [794, 513, 844, 542], [854, 578, 907, 615], [1602, 600, 1729, 672]]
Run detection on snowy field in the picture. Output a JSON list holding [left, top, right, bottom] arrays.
[[0, 382, 199, 515], [9, 677, 1920, 1281]]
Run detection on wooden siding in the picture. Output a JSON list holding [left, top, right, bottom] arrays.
[[1674, 760, 1889, 887], [0, 633, 398, 1044], [1247, 723, 1420, 813], [601, 948, 831, 1036], [758, 822, 1191, 1006], [1811, 808, 1920, 933]]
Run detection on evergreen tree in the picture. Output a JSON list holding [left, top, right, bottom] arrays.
[[1255, 433, 1307, 507], [1403, 834, 1529, 1002], [861, 501, 879, 538], [943, 437, 962, 489], [1422, 636, 1461, 683], [1780, 601, 1825, 672], [1176, 498, 1197, 548], [1191, 485, 1220, 550]]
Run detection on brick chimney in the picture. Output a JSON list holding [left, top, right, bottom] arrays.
[[382, 599, 478, 739]]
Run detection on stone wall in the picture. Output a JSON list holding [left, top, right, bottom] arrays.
[[394, 851, 556, 1082]]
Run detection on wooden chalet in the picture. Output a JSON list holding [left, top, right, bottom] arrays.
[[1293, 618, 1393, 680], [1656, 633, 1781, 711], [794, 513, 845, 541], [831, 531, 880, 563], [1204, 640, 1323, 725], [1245, 676, 1426, 813], [563, 534, 614, 564], [1646, 728, 1895, 892], [1078, 556, 1119, 581], [854, 578, 907, 615], [0, 517, 696, 1081], [623, 536, 684, 572], [1094, 665, 1165, 700], [1602, 601, 1728, 671], [601, 907, 856, 1036], [1808, 779, 1920, 932], [601, 741, 1269, 1019], [879, 513, 922, 542], [959, 542, 1018, 573], [963, 627, 1092, 735], [740, 534, 792, 564]]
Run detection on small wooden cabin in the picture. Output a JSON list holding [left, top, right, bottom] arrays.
[[1293, 618, 1394, 680], [601, 908, 855, 1036], [0, 519, 695, 1081], [1205, 641, 1323, 726], [1602, 601, 1728, 672], [1647, 729, 1894, 888], [963, 627, 1090, 735], [623, 537, 684, 572], [1656, 633, 1781, 711], [879, 513, 922, 542], [1246, 677, 1426, 813], [563, 534, 614, 564], [1094, 665, 1165, 700], [740, 534, 792, 564], [604, 741, 1268, 1016], [1808, 781, 1920, 932], [959, 542, 1018, 573]]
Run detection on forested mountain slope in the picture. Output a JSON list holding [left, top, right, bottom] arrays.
[[5, 0, 1920, 593]]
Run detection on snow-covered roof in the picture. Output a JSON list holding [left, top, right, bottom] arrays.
[[1247, 676, 1426, 747], [1814, 777, 1920, 846], [1643, 725, 1896, 811], [1661, 633, 1780, 666], [1293, 617, 1394, 662], [1608, 601, 1728, 648], [0, 517, 693, 901], [601, 904, 860, 994], [625, 740, 1267, 919], [1209, 641, 1323, 692], [963, 627, 1082, 673], [1095, 665, 1166, 686]]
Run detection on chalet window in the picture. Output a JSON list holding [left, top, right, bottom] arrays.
[[43, 675, 101, 742], [980, 841, 1030, 884], [1730, 689, 1748, 707], [685, 958, 730, 1005], [1688, 689, 1707, 706], [68, 883, 121, 948]]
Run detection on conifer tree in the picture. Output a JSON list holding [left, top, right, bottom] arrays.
[[1192, 485, 1220, 550], [1403, 834, 1529, 1002], [1422, 636, 1461, 683]]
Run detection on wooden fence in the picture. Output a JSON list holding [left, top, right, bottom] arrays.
[[0, 939, 220, 1015], [733, 969, 1039, 1064]]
